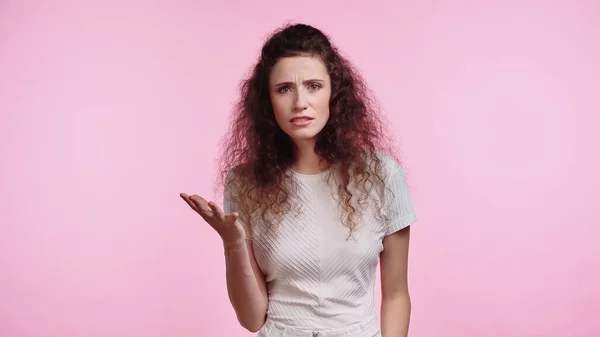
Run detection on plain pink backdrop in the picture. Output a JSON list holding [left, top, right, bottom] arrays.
[[1, 0, 599, 336]]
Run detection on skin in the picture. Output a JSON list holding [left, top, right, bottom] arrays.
[[179, 194, 267, 332], [180, 55, 412, 336], [268, 55, 331, 175], [380, 226, 412, 337]]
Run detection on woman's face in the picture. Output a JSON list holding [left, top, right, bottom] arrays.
[[268, 55, 331, 147]]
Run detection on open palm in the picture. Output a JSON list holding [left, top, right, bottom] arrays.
[[180, 193, 245, 241]]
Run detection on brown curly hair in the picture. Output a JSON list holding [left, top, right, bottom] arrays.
[[216, 23, 400, 239]]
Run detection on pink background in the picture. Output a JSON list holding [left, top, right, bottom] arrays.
[[1, 0, 599, 336]]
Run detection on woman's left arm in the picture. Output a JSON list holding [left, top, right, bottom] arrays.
[[380, 225, 412, 337]]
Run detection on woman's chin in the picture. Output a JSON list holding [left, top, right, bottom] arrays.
[[288, 133, 319, 145]]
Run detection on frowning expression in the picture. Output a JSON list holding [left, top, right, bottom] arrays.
[[269, 55, 331, 146]]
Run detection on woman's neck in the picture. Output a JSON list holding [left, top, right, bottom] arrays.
[[292, 140, 324, 175]]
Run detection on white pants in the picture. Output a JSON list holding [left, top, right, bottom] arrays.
[[256, 315, 381, 337]]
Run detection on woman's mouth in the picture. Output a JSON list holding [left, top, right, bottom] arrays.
[[290, 116, 314, 126]]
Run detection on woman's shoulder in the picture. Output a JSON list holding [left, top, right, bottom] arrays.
[[224, 163, 251, 181], [370, 151, 406, 178]]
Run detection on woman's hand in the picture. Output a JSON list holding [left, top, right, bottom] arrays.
[[180, 193, 246, 244]]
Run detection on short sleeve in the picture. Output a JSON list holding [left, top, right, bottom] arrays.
[[383, 156, 417, 236], [222, 171, 237, 215], [222, 170, 253, 240]]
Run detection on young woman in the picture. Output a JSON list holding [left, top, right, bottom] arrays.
[[181, 23, 417, 337]]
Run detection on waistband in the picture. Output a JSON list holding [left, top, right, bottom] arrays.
[[257, 315, 380, 337]]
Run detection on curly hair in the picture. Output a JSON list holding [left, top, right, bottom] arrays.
[[216, 23, 400, 239]]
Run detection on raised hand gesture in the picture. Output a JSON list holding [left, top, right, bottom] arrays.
[[180, 193, 245, 243]]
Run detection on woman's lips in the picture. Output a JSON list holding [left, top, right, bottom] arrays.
[[290, 116, 314, 126]]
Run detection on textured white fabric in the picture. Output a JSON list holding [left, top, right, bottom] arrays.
[[259, 314, 381, 337], [223, 153, 417, 336]]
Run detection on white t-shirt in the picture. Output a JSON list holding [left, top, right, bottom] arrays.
[[223, 153, 417, 333]]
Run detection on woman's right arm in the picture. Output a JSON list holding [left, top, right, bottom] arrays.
[[180, 183, 268, 332], [223, 236, 268, 332]]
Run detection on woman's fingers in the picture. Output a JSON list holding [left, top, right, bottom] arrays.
[[181, 193, 238, 227], [208, 202, 239, 224], [187, 195, 213, 218], [180, 193, 199, 213], [223, 212, 239, 224], [208, 202, 225, 222], [190, 195, 210, 212]]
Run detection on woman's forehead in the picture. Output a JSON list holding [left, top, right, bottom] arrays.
[[270, 56, 328, 83]]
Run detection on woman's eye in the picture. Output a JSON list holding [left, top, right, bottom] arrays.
[[308, 83, 321, 90], [278, 87, 290, 93]]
